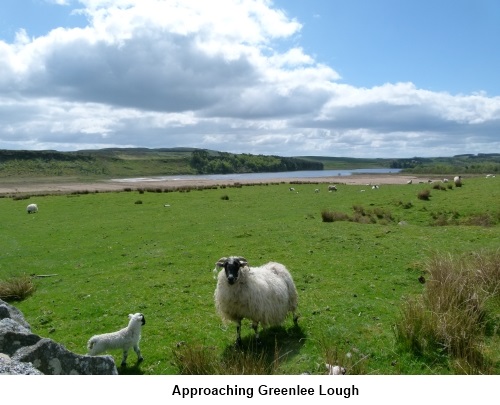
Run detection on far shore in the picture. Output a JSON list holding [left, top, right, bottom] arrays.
[[0, 173, 440, 195]]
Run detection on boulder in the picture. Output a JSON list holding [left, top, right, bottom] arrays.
[[0, 299, 118, 375], [0, 353, 43, 375], [13, 338, 118, 375], [0, 318, 41, 355], [0, 300, 32, 330]]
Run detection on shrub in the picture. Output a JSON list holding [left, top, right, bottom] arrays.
[[0, 275, 36, 302], [321, 210, 349, 222], [463, 213, 495, 227], [352, 205, 366, 216], [417, 189, 431, 200], [395, 250, 499, 373]]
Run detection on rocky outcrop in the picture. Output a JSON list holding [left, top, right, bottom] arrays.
[[0, 299, 118, 375], [0, 352, 43, 375]]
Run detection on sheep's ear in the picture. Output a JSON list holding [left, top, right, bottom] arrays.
[[237, 257, 248, 267], [215, 257, 227, 268], [128, 314, 133, 319]]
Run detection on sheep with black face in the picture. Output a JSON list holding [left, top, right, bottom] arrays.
[[214, 256, 298, 345]]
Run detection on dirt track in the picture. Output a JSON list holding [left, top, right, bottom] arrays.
[[0, 174, 433, 195]]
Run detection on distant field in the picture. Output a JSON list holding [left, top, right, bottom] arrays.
[[1, 176, 499, 374]]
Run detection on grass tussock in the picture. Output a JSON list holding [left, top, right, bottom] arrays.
[[430, 211, 499, 227], [395, 250, 500, 373], [417, 189, 431, 200], [321, 209, 349, 222], [0, 275, 37, 302], [172, 342, 283, 375], [321, 205, 394, 224]]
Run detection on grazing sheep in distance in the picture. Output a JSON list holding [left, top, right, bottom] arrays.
[[406, 179, 412, 184], [26, 203, 38, 214], [328, 185, 337, 192], [87, 313, 146, 367], [214, 256, 298, 345], [454, 176, 462, 187]]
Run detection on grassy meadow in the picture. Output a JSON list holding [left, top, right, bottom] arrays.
[[0, 176, 499, 374]]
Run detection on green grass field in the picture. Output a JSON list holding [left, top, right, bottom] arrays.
[[1, 176, 499, 374]]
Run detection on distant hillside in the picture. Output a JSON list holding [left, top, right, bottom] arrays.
[[0, 148, 321, 179], [1, 148, 498, 180], [390, 154, 500, 174], [298, 156, 395, 170]]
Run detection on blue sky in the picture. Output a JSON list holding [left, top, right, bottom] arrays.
[[0, 0, 499, 158]]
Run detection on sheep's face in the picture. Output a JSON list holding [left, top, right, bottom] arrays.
[[129, 313, 146, 326], [222, 257, 244, 285]]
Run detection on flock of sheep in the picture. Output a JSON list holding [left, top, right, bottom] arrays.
[[24, 174, 485, 373], [25, 200, 302, 371]]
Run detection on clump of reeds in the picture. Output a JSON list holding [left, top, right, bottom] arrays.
[[172, 342, 282, 375], [395, 250, 500, 373], [417, 189, 431, 200], [0, 275, 37, 302]]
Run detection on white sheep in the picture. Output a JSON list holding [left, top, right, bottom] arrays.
[[328, 185, 338, 192], [87, 312, 146, 367], [454, 176, 462, 187], [214, 256, 298, 345], [26, 203, 38, 214]]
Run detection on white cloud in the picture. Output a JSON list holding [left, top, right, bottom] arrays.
[[0, 0, 499, 157]]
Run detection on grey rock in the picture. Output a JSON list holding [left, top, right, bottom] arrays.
[[0, 354, 44, 375], [0, 298, 118, 375], [0, 318, 41, 356], [0, 299, 31, 330], [13, 338, 118, 375]]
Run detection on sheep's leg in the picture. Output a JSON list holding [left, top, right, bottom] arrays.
[[121, 349, 129, 367], [293, 312, 299, 325], [235, 320, 242, 346], [133, 344, 144, 363], [252, 321, 260, 343]]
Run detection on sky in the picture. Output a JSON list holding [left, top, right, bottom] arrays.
[[0, 0, 499, 158]]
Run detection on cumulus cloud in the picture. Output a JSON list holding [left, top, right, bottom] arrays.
[[0, 0, 499, 157]]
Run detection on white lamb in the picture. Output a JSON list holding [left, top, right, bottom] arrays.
[[26, 203, 38, 214], [214, 256, 298, 345], [454, 175, 462, 187], [87, 312, 146, 367]]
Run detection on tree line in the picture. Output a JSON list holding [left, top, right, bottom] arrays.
[[190, 150, 323, 174]]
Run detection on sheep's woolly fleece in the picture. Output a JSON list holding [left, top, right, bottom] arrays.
[[87, 313, 145, 366], [214, 258, 298, 329]]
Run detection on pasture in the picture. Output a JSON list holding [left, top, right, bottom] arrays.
[[0, 176, 499, 374]]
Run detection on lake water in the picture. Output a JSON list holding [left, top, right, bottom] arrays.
[[112, 168, 401, 183]]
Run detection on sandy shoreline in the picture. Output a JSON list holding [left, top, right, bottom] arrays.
[[0, 173, 433, 195]]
